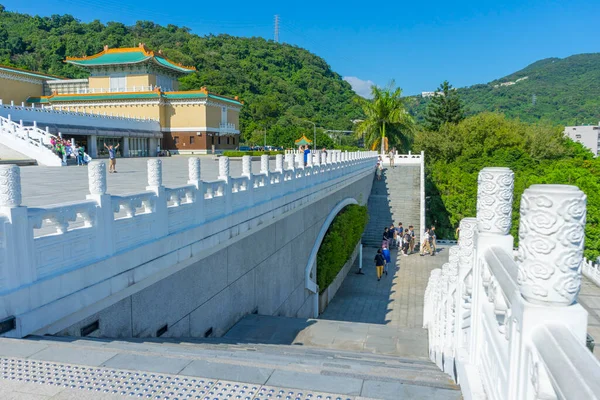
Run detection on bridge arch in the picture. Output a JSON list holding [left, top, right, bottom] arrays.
[[304, 197, 359, 318]]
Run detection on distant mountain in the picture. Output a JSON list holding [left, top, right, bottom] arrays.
[[409, 53, 600, 126]]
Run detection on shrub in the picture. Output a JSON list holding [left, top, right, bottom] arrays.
[[316, 204, 369, 292], [222, 151, 284, 157]]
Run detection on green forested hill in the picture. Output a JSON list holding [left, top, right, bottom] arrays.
[[409, 53, 600, 126], [0, 6, 363, 146]]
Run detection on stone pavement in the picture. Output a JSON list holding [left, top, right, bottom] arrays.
[[320, 246, 447, 328], [0, 336, 461, 400], [579, 277, 600, 360], [19, 156, 275, 207]]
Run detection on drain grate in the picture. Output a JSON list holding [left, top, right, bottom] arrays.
[[0, 357, 352, 399]]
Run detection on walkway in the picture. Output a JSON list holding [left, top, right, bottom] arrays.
[[580, 277, 600, 360], [18, 156, 275, 207]]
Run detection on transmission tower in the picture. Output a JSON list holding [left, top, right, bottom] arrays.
[[274, 15, 280, 42]]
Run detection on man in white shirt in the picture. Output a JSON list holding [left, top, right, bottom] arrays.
[[420, 228, 432, 256]]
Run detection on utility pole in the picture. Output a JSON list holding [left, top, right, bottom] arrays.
[[274, 15, 280, 43]]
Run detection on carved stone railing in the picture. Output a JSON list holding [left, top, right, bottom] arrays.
[[424, 167, 600, 399], [0, 151, 377, 337], [583, 258, 600, 287]]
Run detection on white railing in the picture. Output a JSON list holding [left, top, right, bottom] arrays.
[[423, 167, 600, 399], [219, 122, 239, 134], [0, 116, 63, 166], [583, 258, 600, 287], [75, 86, 156, 94], [0, 99, 161, 128], [381, 150, 423, 166], [0, 151, 377, 336]]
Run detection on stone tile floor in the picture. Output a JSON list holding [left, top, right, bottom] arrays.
[[320, 245, 447, 328], [18, 156, 276, 207]]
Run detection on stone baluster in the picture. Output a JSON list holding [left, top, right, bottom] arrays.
[[295, 153, 304, 170], [85, 161, 115, 260], [275, 154, 284, 173], [219, 156, 232, 213], [455, 217, 477, 352], [187, 157, 204, 223], [307, 152, 314, 168], [218, 156, 230, 182], [470, 167, 514, 365], [516, 185, 586, 306], [512, 184, 588, 399], [260, 154, 270, 177], [147, 159, 168, 237], [242, 155, 252, 178], [327, 151, 333, 165], [0, 164, 35, 292], [321, 152, 327, 166]]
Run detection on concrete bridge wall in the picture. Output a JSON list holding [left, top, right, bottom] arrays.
[[0, 151, 376, 339]]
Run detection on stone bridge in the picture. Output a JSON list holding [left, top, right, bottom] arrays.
[[0, 151, 376, 339]]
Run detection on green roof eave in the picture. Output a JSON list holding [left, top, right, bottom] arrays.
[[0, 66, 61, 81], [27, 97, 50, 103], [66, 52, 193, 75], [208, 94, 243, 105]]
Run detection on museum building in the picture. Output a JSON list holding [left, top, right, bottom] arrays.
[[0, 43, 242, 157]]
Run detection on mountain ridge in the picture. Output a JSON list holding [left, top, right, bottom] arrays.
[[409, 53, 600, 126]]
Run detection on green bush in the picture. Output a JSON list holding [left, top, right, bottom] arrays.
[[316, 205, 369, 293], [222, 151, 284, 157]]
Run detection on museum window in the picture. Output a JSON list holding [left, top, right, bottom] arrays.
[[218, 137, 221, 144], [190, 136, 195, 145], [232, 137, 236, 145], [174, 136, 180, 145], [226, 137, 230, 145]]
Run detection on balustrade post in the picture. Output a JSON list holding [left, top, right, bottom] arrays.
[[471, 167, 515, 367], [242, 155, 252, 178], [513, 184, 589, 399], [219, 156, 232, 214], [146, 159, 168, 238], [187, 157, 204, 224], [0, 165, 35, 294], [455, 218, 477, 359], [275, 154, 284, 173], [86, 161, 115, 259]]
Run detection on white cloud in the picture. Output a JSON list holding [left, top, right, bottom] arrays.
[[343, 76, 375, 99]]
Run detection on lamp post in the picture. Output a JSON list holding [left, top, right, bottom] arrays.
[[306, 120, 316, 150]]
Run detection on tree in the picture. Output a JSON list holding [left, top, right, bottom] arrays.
[[424, 80, 465, 131], [354, 81, 414, 153]]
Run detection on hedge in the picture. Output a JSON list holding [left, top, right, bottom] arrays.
[[316, 204, 369, 293], [222, 151, 283, 157]]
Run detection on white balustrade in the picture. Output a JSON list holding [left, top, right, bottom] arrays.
[[424, 167, 600, 399], [0, 150, 376, 293]]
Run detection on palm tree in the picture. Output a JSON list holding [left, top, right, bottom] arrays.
[[355, 81, 414, 153]]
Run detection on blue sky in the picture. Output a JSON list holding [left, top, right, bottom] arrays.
[[2, 0, 599, 97]]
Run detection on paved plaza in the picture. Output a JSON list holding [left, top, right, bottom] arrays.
[[19, 156, 275, 207]]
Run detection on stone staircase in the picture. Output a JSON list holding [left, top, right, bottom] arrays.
[[362, 165, 421, 247], [0, 329, 461, 399]]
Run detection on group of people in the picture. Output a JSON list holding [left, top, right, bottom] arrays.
[[370, 223, 437, 281], [49, 137, 88, 166]]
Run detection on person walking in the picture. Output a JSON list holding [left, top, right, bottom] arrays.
[[374, 248, 385, 281], [387, 224, 396, 248], [430, 226, 437, 256], [303, 145, 311, 166], [77, 145, 85, 166], [382, 227, 390, 248], [388, 148, 395, 168], [409, 225, 416, 253], [104, 142, 120, 173], [382, 243, 391, 276], [402, 229, 411, 256], [395, 222, 404, 248], [420, 228, 432, 256]]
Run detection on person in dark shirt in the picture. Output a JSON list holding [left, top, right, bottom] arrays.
[[374, 248, 385, 281], [382, 227, 390, 248], [387, 224, 396, 248]]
